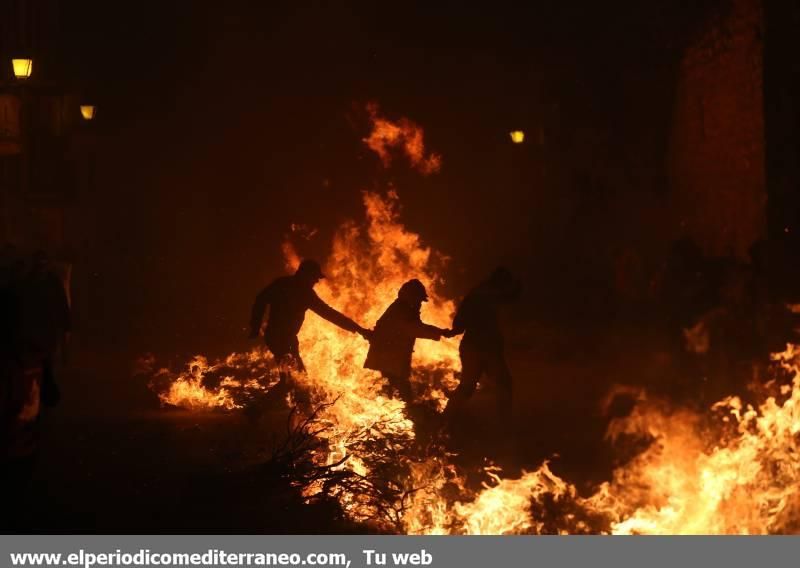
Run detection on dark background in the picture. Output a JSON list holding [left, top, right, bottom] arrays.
[[44, 1, 726, 356]]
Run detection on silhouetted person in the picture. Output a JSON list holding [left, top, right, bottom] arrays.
[[364, 279, 451, 408], [18, 251, 70, 408], [249, 259, 371, 401], [655, 238, 731, 400], [1, 248, 58, 529], [658, 237, 711, 333], [445, 267, 520, 423], [692, 262, 758, 403], [0, 245, 24, 366], [1, 246, 27, 460]]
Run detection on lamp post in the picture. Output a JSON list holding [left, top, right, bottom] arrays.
[[11, 58, 33, 80], [79, 104, 96, 121], [509, 130, 525, 144], [9, 58, 34, 226]]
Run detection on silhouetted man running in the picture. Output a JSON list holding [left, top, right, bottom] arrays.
[[250, 259, 371, 402], [444, 267, 520, 423], [250, 260, 370, 368]]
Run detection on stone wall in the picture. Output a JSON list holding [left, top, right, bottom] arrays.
[[669, 0, 766, 260]]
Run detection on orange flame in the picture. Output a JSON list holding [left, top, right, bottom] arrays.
[[363, 103, 442, 175], [145, 349, 277, 410], [582, 345, 800, 534]]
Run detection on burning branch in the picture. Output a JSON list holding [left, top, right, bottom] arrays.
[[261, 402, 350, 486]]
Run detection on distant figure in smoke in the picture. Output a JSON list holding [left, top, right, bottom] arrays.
[[2, 248, 69, 528], [249, 259, 371, 401], [364, 279, 453, 412], [444, 267, 520, 423], [0, 245, 24, 364], [18, 250, 71, 408], [0, 245, 32, 528]]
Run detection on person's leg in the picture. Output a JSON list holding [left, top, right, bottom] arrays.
[[444, 345, 483, 419], [244, 340, 295, 419], [265, 337, 302, 398], [385, 373, 414, 406], [284, 342, 312, 410], [286, 339, 306, 373], [486, 351, 513, 420], [40, 356, 60, 407], [263, 338, 309, 411]]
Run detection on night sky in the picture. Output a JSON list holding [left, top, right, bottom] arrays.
[[52, 1, 721, 354]]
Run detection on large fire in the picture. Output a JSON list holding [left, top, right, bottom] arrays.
[[582, 347, 800, 534], [143, 106, 800, 534]]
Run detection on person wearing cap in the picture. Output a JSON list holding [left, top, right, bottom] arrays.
[[250, 259, 371, 377], [364, 279, 452, 409], [444, 267, 520, 423]]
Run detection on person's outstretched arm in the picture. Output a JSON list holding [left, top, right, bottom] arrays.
[[394, 311, 446, 340], [309, 292, 369, 337], [417, 321, 447, 340]]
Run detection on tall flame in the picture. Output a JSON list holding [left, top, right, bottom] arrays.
[[281, 189, 464, 531], [291, 190, 460, 412]]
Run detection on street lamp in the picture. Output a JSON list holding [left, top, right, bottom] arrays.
[[509, 130, 525, 144], [11, 58, 33, 79], [79, 104, 96, 121]]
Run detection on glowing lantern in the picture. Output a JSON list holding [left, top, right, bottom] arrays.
[[80, 105, 96, 121], [11, 58, 33, 79], [509, 130, 525, 144]]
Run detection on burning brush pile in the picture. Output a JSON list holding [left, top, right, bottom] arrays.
[[141, 106, 800, 534]]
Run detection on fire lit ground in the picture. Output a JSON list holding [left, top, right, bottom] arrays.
[[8, 0, 800, 536]]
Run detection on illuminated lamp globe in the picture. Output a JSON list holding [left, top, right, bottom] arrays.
[[80, 105, 96, 121], [12, 58, 33, 79], [509, 130, 525, 144]]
